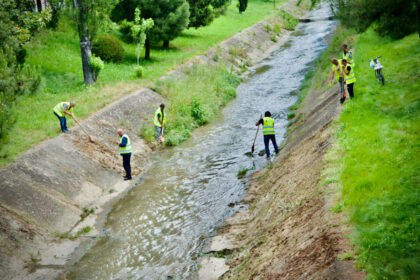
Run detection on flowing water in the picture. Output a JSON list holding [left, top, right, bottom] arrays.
[[70, 4, 334, 279]]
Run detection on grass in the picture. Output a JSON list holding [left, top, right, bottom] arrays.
[[54, 225, 93, 240], [294, 23, 419, 278], [0, 0, 285, 167], [334, 28, 420, 279], [140, 64, 241, 146]]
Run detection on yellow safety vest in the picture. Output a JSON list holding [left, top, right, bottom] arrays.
[[119, 134, 132, 155], [344, 64, 356, 84], [262, 117, 275, 135], [342, 50, 354, 66], [154, 108, 165, 127], [332, 59, 344, 82], [53, 102, 73, 117]]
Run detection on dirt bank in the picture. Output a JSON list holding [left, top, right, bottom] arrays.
[[200, 84, 366, 279], [0, 2, 311, 279]]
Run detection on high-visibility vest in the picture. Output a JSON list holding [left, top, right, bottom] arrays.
[[154, 108, 165, 127], [53, 102, 73, 117], [119, 134, 132, 155], [262, 117, 275, 135], [342, 50, 354, 66], [332, 59, 345, 82], [344, 64, 356, 84]]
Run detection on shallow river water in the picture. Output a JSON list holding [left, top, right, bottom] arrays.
[[70, 4, 334, 279]]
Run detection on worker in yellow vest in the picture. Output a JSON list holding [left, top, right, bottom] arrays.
[[53, 101, 76, 133], [341, 59, 356, 99], [342, 44, 354, 66], [256, 111, 279, 159], [154, 104, 166, 143], [117, 129, 132, 180], [329, 58, 347, 104]]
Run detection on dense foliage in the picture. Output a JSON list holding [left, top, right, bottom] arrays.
[[92, 34, 124, 62], [238, 0, 248, 13], [187, 0, 214, 28], [0, 0, 49, 148], [112, 0, 190, 58], [331, 0, 419, 39]]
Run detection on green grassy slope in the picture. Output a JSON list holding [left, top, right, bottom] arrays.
[[1, 0, 286, 166], [335, 29, 420, 278]]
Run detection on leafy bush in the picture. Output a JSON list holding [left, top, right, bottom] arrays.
[[92, 34, 124, 62], [88, 55, 104, 81], [279, 10, 298, 30], [270, 35, 277, 42], [331, 0, 418, 39], [273, 23, 281, 35], [190, 98, 207, 125], [135, 66, 144, 78]]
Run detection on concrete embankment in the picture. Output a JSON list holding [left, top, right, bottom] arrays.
[[201, 79, 365, 278], [0, 2, 310, 279]]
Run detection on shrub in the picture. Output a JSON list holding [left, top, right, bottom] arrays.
[[190, 98, 207, 125], [135, 66, 144, 78], [279, 10, 298, 30], [92, 34, 124, 63], [88, 55, 104, 81], [273, 23, 281, 35], [270, 35, 277, 42]]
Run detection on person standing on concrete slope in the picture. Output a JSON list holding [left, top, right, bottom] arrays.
[[342, 44, 354, 66], [154, 104, 166, 143], [256, 111, 279, 159], [341, 59, 356, 99], [117, 129, 132, 180], [53, 101, 77, 133], [329, 58, 347, 104]]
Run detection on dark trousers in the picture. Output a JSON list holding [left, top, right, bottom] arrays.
[[347, 83, 354, 98], [264, 134, 279, 158], [54, 112, 67, 132], [122, 153, 132, 178]]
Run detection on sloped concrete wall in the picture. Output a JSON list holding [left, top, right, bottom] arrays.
[[0, 89, 163, 233]]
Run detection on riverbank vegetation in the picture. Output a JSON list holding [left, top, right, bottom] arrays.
[[0, 0, 287, 167], [293, 5, 419, 278], [333, 29, 419, 278], [140, 64, 241, 146]]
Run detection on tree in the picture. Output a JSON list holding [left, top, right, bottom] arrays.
[[0, 0, 48, 145], [187, 0, 214, 28], [130, 8, 154, 65], [112, 0, 190, 59], [331, 0, 418, 39], [238, 0, 247, 13], [71, 0, 109, 84]]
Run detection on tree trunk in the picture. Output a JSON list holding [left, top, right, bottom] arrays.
[[36, 0, 42, 11], [75, 0, 95, 84], [79, 34, 95, 84], [145, 38, 151, 60], [163, 40, 169, 49]]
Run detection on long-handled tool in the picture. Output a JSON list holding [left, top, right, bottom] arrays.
[[74, 119, 94, 143], [251, 114, 262, 153]]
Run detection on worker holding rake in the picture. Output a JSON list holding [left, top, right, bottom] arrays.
[[256, 111, 279, 159], [53, 101, 94, 142]]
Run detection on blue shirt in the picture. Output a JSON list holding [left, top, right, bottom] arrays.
[[119, 136, 128, 147]]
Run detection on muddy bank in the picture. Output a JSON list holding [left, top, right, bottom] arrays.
[[201, 85, 365, 279], [0, 2, 310, 279]]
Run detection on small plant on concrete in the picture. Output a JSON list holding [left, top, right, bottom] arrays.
[[238, 167, 249, 177], [270, 35, 278, 42]]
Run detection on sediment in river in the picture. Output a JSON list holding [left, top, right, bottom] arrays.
[[0, 2, 311, 279]]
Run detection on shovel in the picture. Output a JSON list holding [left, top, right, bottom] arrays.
[[159, 127, 165, 142], [251, 114, 262, 153]]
